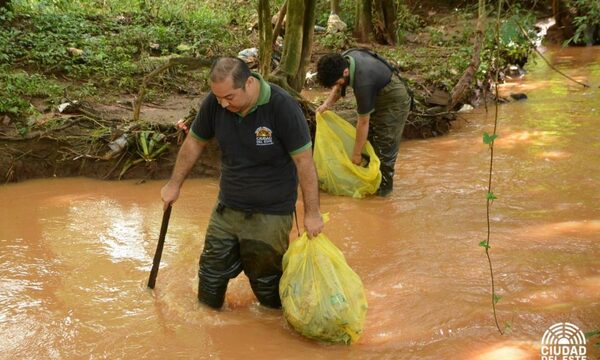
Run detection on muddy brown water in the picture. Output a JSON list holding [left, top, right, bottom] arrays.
[[1, 46, 599, 359]]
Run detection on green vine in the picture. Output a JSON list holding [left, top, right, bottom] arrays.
[[479, 0, 503, 336]]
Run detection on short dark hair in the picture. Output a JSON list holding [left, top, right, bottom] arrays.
[[210, 57, 251, 89], [316, 53, 348, 88]]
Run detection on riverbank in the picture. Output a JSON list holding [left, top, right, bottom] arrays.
[[0, 1, 550, 183]]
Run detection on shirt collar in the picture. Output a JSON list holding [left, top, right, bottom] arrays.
[[345, 55, 355, 88], [238, 72, 271, 116]]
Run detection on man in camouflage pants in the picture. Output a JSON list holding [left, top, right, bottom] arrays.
[[316, 49, 411, 197]]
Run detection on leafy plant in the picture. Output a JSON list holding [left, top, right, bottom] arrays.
[[317, 31, 353, 51], [426, 26, 445, 46], [1, 0, 241, 119], [119, 130, 169, 178], [565, 0, 600, 45], [396, 3, 423, 33], [0, 68, 62, 118], [478, 8, 537, 80]]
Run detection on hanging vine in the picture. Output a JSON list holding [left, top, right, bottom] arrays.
[[479, 0, 504, 336]]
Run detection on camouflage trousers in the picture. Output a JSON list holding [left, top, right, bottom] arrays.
[[369, 76, 411, 196]]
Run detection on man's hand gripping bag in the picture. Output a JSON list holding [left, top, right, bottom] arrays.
[[279, 232, 368, 344], [313, 111, 381, 198]]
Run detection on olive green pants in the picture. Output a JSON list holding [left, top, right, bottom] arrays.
[[369, 76, 411, 195], [197, 203, 292, 309]]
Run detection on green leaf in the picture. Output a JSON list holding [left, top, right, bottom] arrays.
[[176, 44, 191, 52], [139, 131, 149, 156], [584, 330, 600, 338], [486, 192, 498, 201], [149, 143, 169, 159], [483, 132, 498, 144], [479, 240, 491, 249], [493, 294, 502, 304]]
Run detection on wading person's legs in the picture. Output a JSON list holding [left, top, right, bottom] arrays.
[[239, 213, 292, 308], [198, 206, 292, 309], [369, 78, 411, 196], [197, 205, 243, 309]]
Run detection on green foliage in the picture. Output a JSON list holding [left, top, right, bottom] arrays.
[[426, 26, 445, 46], [314, 0, 354, 29], [0, 0, 242, 119], [483, 132, 498, 144], [479, 8, 537, 79], [136, 130, 169, 161], [492, 293, 502, 305], [584, 330, 600, 349], [317, 31, 353, 51], [565, 0, 600, 45], [499, 13, 536, 63], [395, 3, 424, 44], [119, 130, 169, 178], [0, 67, 62, 117], [0, 6, 15, 23], [384, 7, 481, 92], [396, 3, 423, 33]]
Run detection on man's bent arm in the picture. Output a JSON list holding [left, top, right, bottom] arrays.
[[292, 149, 324, 238], [161, 135, 207, 209], [317, 84, 342, 113], [352, 113, 370, 165]]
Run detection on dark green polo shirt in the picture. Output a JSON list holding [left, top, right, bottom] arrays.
[[190, 73, 312, 214], [345, 49, 393, 115]]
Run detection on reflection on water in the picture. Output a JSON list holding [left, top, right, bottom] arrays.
[[0, 46, 599, 359]]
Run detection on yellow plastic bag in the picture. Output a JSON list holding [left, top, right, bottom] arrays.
[[279, 232, 368, 344], [314, 111, 381, 198]]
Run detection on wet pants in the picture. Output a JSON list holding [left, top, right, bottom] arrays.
[[197, 203, 292, 309], [369, 76, 411, 195]]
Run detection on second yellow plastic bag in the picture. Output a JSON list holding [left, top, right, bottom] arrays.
[[279, 232, 368, 344], [314, 111, 381, 198]]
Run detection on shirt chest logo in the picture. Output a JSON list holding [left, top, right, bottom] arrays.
[[255, 126, 274, 146]]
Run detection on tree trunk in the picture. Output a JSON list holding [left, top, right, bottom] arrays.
[[448, 0, 486, 109], [354, 0, 373, 43], [258, 0, 273, 77], [373, 0, 397, 45], [553, 0, 568, 28], [272, 0, 287, 46], [382, 0, 397, 44], [330, 0, 340, 14], [275, 0, 317, 92]]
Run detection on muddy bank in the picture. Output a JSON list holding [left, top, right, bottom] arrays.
[[0, 101, 221, 183], [0, 133, 221, 183], [0, 93, 455, 183]]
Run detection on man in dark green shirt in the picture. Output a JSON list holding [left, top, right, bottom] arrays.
[[316, 49, 411, 197], [161, 57, 323, 309]]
